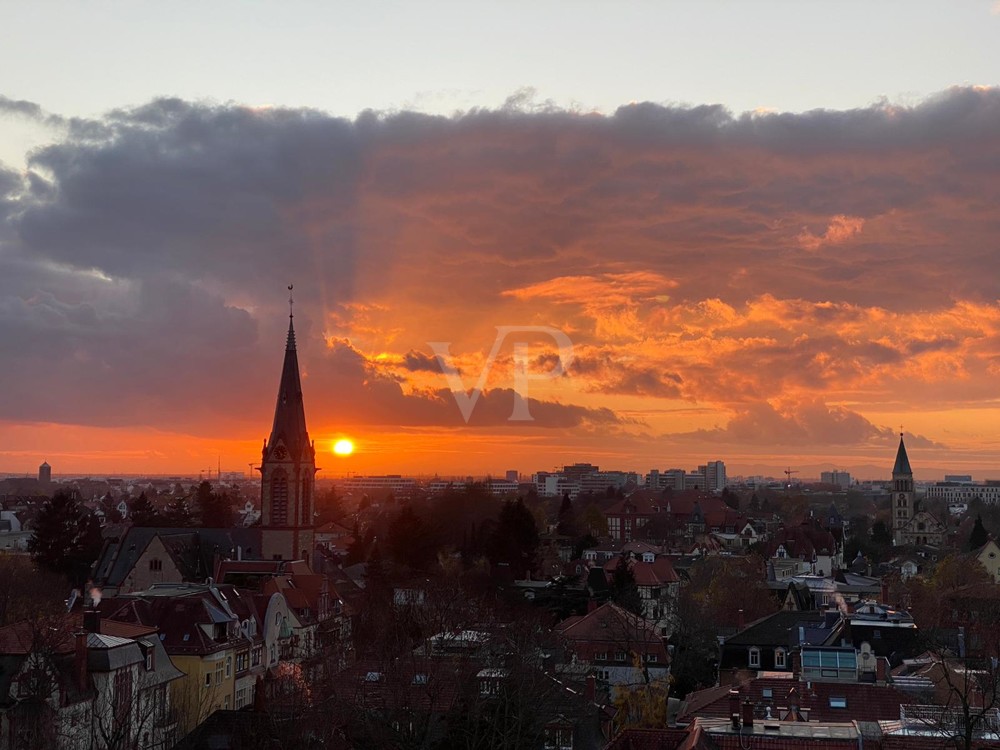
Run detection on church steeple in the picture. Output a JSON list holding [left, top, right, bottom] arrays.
[[892, 433, 912, 478], [891, 432, 914, 546], [268, 291, 310, 462], [260, 285, 316, 562]]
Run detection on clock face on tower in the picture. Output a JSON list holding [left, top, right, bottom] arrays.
[[273, 446, 287, 460]]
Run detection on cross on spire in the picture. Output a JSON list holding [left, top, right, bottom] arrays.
[[288, 284, 294, 320]]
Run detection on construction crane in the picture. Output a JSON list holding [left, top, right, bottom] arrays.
[[248, 463, 258, 478], [784, 467, 799, 487]]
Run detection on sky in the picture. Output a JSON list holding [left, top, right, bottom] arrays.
[[1, 1, 999, 480]]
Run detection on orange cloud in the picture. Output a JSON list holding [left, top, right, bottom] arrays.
[[797, 214, 866, 250]]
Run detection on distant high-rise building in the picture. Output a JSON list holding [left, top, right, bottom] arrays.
[[38, 461, 51, 484], [944, 474, 973, 483], [821, 470, 852, 489], [505, 470, 519, 482], [703, 461, 726, 492]]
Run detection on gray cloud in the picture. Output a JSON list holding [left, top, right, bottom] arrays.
[[0, 88, 998, 444]]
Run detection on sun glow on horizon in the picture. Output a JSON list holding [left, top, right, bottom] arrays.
[[332, 438, 355, 456]]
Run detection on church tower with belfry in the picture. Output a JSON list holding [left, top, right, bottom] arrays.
[[260, 287, 316, 561], [891, 432, 914, 546]]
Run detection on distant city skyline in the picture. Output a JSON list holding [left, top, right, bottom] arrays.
[[1, 2, 999, 477]]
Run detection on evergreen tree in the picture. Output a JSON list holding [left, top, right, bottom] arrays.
[[610, 555, 643, 616], [161, 496, 194, 527], [195, 481, 235, 528], [871, 519, 893, 546], [487, 498, 539, 578], [556, 493, 577, 536], [387, 504, 434, 570], [969, 514, 990, 551], [129, 492, 160, 526], [27, 491, 103, 586]]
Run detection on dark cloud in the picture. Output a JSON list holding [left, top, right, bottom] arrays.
[[0, 88, 998, 456], [676, 399, 946, 449]]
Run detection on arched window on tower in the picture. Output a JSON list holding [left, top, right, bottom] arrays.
[[271, 469, 289, 526]]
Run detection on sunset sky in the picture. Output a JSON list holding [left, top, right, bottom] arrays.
[[1, 2, 999, 480]]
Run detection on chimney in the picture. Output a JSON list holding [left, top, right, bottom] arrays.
[[74, 631, 88, 692], [585, 674, 596, 703], [741, 698, 754, 729], [791, 649, 801, 677], [737, 608, 745, 631], [729, 687, 740, 720], [880, 579, 890, 605], [876, 657, 887, 685], [83, 609, 101, 634]]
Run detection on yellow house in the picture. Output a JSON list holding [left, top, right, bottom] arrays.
[[103, 582, 263, 735], [975, 538, 1000, 583]]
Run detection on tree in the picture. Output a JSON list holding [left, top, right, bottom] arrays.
[[386, 504, 435, 571], [129, 491, 160, 526], [556, 493, 577, 536], [487, 498, 539, 578], [969, 514, 990, 551], [194, 481, 235, 528], [580, 502, 608, 537], [613, 676, 672, 728], [610, 557, 643, 616], [0, 557, 65, 627], [27, 491, 103, 586], [161, 496, 194, 527], [871, 518, 893, 546]]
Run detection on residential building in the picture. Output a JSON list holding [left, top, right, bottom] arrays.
[[0, 613, 182, 750], [554, 603, 670, 690]]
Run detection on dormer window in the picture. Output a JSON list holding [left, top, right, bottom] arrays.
[[749, 648, 761, 668], [774, 648, 786, 669]]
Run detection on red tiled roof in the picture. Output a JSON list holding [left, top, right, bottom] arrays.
[[680, 676, 910, 723], [604, 556, 680, 586]]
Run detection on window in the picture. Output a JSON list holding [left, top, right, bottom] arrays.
[[149, 558, 162, 572], [225, 656, 232, 678], [829, 696, 847, 708], [615, 651, 627, 663], [204, 673, 212, 688], [413, 673, 428, 685], [251, 646, 263, 667], [774, 648, 786, 669], [748, 648, 761, 668], [594, 651, 608, 662], [644, 653, 658, 663], [762, 688, 773, 699], [271, 470, 289, 525]]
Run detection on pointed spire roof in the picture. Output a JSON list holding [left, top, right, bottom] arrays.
[[268, 289, 310, 459], [892, 433, 912, 477]]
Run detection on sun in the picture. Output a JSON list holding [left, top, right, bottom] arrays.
[[332, 438, 354, 456]]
